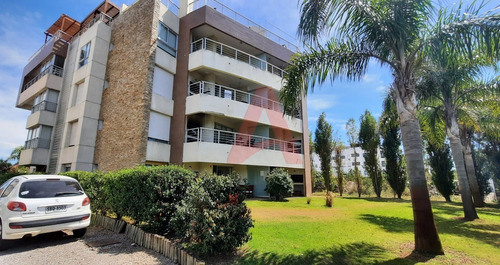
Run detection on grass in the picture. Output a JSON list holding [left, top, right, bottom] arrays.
[[229, 195, 500, 265]]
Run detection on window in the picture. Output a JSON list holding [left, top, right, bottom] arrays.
[[66, 121, 79, 147], [79, 42, 91, 68], [19, 180, 83, 198], [352, 162, 360, 166], [152, 66, 174, 99], [26, 126, 52, 149], [61, 164, 72, 173], [0, 178, 14, 197], [158, 23, 177, 57], [381, 161, 386, 167], [71, 82, 84, 107], [148, 111, 171, 144], [1, 179, 19, 198], [213, 165, 232, 176]]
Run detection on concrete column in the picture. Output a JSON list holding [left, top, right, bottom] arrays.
[[178, 0, 195, 18]]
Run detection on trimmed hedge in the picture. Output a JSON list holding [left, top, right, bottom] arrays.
[[63, 171, 110, 215], [0, 172, 24, 185], [63, 165, 195, 234]]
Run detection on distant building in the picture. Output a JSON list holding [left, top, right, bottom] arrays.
[[312, 146, 386, 176]]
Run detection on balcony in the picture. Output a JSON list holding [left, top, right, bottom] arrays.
[[184, 127, 304, 168], [189, 38, 285, 89], [19, 148, 49, 166], [25, 138, 51, 150], [187, 81, 302, 132], [23, 30, 71, 77], [186, 127, 301, 153], [17, 66, 63, 109], [32, 100, 57, 113], [188, 0, 298, 51]]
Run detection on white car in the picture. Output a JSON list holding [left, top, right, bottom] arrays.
[[0, 175, 91, 248]]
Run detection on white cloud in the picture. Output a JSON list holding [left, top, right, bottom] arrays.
[[375, 85, 387, 93], [307, 97, 336, 111]]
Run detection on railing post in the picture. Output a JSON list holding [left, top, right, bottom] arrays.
[[199, 128, 202, 142]]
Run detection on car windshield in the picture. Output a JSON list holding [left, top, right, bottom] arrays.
[[19, 180, 83, 198]]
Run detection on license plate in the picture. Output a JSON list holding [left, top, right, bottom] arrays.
[[46, 205, 67, 213]]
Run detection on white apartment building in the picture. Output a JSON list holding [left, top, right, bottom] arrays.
[[312, 146, 386, 176], [16, 0, 312, 197]]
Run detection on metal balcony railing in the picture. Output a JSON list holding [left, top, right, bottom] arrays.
[[190, 38, 286, 78], [188, 0, 298, 51], [25, 138, 51, 149], [22, 65, 63, 92], [27, 30, 73, 63], [161, 0, 179, 15], [71, 12, 114, 41], [186, 127, 302, 154], [189, 81, 301, 119], [32, 100, 58, 113]]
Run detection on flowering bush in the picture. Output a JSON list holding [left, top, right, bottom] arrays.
[[172, 173, 253, 255]]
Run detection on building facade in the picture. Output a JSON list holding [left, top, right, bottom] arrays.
[[16, 0, 312, 197], [312, 146, 386, 177]]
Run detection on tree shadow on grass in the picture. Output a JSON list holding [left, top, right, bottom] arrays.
[[359, 214, 500, 248], [235, 242, 431, 265], [236, 243, 388, 265]]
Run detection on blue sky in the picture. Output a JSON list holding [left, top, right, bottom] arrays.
[[0, 0, 490, 160]]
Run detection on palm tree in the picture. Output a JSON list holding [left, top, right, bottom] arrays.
[[8, 146, 24, 165], [281, 0, 499, 254], [418, 64, 499, 216]]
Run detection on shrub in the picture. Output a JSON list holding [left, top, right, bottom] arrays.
[[265, 168, 293, 201], [0, 172, 24, 185], [326, 192, 334, 207], [62, 171, 110, 214], [105, 165, 195, 234], [171, 173, 253, 256]]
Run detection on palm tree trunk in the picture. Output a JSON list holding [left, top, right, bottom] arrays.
[[460, 131, 484, 207], [394, 89, 443, 254], [446, 119, 478, 220]]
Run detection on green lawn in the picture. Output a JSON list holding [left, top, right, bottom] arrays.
[[234, 195, 500, 265]]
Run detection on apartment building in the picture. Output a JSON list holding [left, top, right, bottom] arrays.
[[312, 146, 386, 176], [16, 0, 312, 197]]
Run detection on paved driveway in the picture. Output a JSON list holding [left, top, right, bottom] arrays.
[[0, 227, 174, 265]]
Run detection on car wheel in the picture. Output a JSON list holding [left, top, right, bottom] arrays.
[[73, 228, 87, 238]]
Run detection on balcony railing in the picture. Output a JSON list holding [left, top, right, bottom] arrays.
[[25, 138, 51, 149], [189, 81, 301, 119], [32, 100, 58, 113], [188, 0, 298, 51], [161, 0, 179, 15], [186, 127, 302, 154], [71, 12, 114, 42], [22, 65, 63, 92], [191, 38, 286, 78], [27, 30, 73, 63]]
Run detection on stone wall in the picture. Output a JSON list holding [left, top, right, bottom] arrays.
[[94, 0, 160, 171]]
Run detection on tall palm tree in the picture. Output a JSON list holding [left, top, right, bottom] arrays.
[[281, 0, 500, 254]]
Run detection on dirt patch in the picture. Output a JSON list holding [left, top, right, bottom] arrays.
[[251, 207, 341, 221], [396, 242, 484, 264]]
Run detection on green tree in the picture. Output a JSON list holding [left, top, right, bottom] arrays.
[[379, 92, 407, 199], [309, 132, 319, 191], [0, 159, 12, 173], [427, 141, 455, 202], [315, 112, 334, 192], [8, 146, 24, 165], [265, 168, 294, 201], [280, 0, 499, 254], [333, 134, 345, 196], [346, 118, 362, 197], [359, 110, 383, 198]]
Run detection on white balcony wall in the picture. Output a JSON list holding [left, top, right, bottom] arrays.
[[17, 74, 62, 108], [183, 142, 304, 169], [186, 94, 302, 133], [146, 141, 171, 163]]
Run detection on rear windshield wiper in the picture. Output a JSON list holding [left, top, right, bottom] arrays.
[[54, 191, 84, 196]]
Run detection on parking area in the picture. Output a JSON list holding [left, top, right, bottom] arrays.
[[0, 227, 174, 265]]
